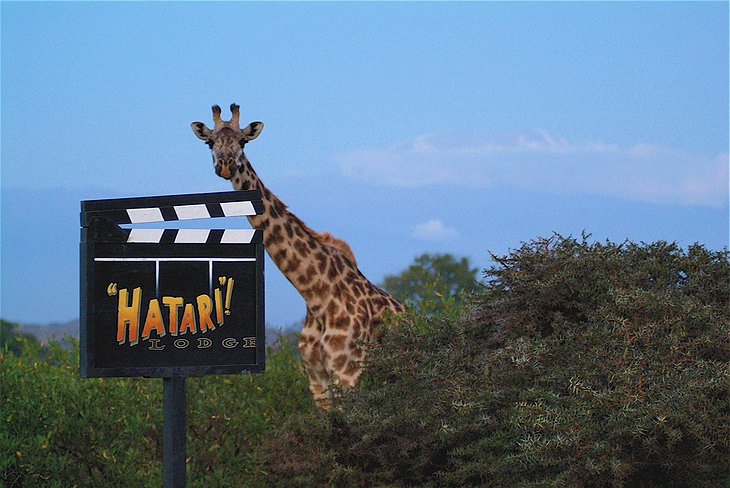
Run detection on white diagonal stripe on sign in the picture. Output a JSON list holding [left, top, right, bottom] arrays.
[[221, 201, 256, 216], [127, 207, 164, 223], [221, 229, 256, 243], [128, 229, 165, 243], [174, 229, 210, 243], [174, 204, 210, 220]]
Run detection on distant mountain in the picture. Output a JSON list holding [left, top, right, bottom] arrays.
[[266, 320, 302, 346], [19, 319, 79, 344]]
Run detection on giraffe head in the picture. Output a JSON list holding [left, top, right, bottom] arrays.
[[191, 104, 264, 180]]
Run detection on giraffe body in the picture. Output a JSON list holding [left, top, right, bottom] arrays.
[[192, 104, 403, 409]]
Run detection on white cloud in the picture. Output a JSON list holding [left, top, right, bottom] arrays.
[[412, 219, 459, 241], [338, 130, 728, 208]]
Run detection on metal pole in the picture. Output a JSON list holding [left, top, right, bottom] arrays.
[[163, 376, 186, 488]]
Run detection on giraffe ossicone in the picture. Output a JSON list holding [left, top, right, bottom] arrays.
[[191, 104, 404, 410]]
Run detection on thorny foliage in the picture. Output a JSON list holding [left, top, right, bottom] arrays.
[[262, 235, 729, 487]]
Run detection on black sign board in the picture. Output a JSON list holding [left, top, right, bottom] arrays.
[[80, 190, 265, 378]]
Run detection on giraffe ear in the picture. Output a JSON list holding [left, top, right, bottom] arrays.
[[191, 122, 212, 141], [241, 121, 264, 142]]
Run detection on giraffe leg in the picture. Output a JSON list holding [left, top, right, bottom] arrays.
[[298, 310, 332, 410], [327, 346, 365, 392], [322, 327, 366, 394]]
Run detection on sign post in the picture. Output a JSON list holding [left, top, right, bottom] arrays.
[[80, 190, 265, 487], [163, 376, 186, 488]]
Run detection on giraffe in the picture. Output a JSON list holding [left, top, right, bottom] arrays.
[[191, 104, 404, 409]]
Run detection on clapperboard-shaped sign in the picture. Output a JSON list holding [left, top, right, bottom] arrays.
[[80, 190, 265, 378]]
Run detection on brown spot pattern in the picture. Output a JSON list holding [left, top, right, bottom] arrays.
[[326, 334, 347, 351], [333, 354, 348, 371]]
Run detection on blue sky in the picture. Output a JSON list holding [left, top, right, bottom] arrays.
[[1, 2, 728, 327]]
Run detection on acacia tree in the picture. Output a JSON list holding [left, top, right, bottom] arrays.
[[381, 253, 480, 316]]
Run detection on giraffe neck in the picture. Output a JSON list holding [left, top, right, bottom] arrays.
[[230, 156, 350, 306]]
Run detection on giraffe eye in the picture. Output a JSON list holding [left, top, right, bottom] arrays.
[[206, 140, 215, 148]]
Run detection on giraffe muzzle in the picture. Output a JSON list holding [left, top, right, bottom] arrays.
[[215, 160, 236, 180]]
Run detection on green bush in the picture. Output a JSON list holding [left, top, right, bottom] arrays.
[[1, 334, 312, 487], [262, 236, 729, 487], [1, 320, 43, 358]]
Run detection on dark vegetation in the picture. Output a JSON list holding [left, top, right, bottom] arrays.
[[2, 236, 728, 487]]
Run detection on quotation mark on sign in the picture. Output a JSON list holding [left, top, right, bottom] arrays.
[[217, 276, 235, 315], [107, 283, 118, 296]]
